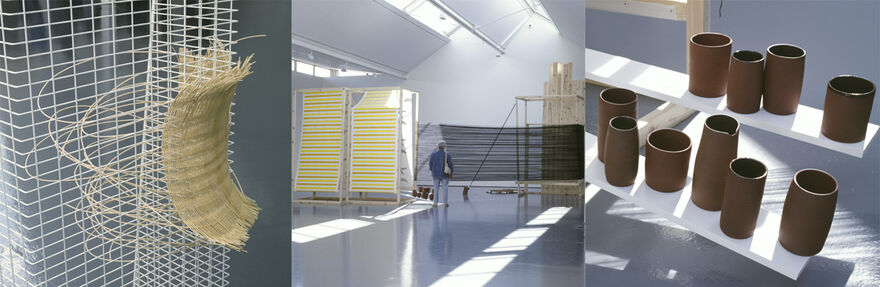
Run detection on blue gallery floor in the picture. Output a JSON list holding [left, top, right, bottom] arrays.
[[292, 189, 585, 287]]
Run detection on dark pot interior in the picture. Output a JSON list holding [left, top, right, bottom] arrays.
[[829, 75, 875, 96], [733, 50, 763, 62], [691, 33, 731, 47], [794, 169, 838, 195], [705, 114, 739, 135], [601, 88, 637, 105], [648, 129, 690, 153], [610, 116, 637, 131], [730, 158, 766, 179], [768, 44, 805, 58]]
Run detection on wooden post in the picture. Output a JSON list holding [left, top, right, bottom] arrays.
[[541, 62, 585, 195], [292, 91, 297, 200]]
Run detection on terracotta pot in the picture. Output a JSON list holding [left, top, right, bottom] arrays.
[[726, 50, 765, 114], [692, 115, 740, 211], [604, 116, 639, 186], [763, 44, 806, 115], [720, 158, 767, 239], [598, 88, 637, 163], [689, 32, 732, 98], [821, 75, 876, 143], [645, 129, 691, 192], [779, 169, 838, 256]]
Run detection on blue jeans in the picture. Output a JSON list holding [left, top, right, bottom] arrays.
[[432, 177, 449, 205]]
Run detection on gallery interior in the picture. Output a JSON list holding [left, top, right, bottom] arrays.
[[0, 0, 876, 286], [291, 0, 587, 286]]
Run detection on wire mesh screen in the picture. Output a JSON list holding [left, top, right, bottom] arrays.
[[0, 1, 235, 286], [433, 124, 585, 181]]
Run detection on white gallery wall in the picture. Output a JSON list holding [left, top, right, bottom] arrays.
[[324, 16, 584, 126]]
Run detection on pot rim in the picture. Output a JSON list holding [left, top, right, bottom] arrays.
[[600, 88, 638, 106], [647, 128, 691, 153], [767, 43, 806, 60], [690, 32, 732, 48], [827, 75, 876, 97], [609, 116, 638, 132], [732, 50, 764, 63], [792, 168, 839, 197], [704, 114, 740, 136], [729, 157, 767, 180]]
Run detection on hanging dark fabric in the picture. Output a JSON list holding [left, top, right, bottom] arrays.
[[428, 124, 585, 181]]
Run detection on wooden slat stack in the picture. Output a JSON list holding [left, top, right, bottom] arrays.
[[542, 62, 585, 195]]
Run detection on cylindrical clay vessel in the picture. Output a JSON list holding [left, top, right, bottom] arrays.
[[720, 158, 767, 239], [598, 88, 637, 163], [821, 75, 876, 143], [692, 115, 740, 211], [689, 32, 732, 98], [779, 169, 838, 256], [645, 129, 691, 192], [726, 50, 765, 114], [604, 116, 639, 186], [763, 44, 806, 115]]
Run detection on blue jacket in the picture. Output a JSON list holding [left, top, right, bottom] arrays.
[[428, 149, 454, 179]]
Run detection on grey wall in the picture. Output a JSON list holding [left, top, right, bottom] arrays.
[[710, 0, 880, 124], [229, 0, 291, 285], [585, 8, 686, 72], [586, 0, 880, 123]]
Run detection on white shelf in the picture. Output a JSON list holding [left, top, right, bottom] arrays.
[[585, 48, 878, 158], [584, 132, 808, 279]]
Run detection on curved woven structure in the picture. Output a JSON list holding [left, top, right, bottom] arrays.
[[163, 49, 259, 250], [26, 43, 259, 262]]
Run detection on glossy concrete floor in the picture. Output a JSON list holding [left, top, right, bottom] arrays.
[[585, 84, 879, 286], [292, 189, 585, 287]]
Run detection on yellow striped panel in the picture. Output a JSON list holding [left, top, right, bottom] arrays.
[[295, 89, 345, 193], [349, 90, 400, 194]]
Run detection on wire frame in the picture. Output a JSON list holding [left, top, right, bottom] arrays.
[[0, 1, 237, 286]]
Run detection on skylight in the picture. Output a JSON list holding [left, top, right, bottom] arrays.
[[383, 0, 460, 36]]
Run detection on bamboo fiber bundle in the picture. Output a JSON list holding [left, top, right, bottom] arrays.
[[25, 41, 259, 261], [163, 48, 259, 251]]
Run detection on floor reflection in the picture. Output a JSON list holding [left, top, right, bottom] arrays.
[[292, 187, 585, 287]]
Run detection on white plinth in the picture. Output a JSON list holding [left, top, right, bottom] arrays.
[[585, 48, 878, 158], [584, 132, 809, 279]]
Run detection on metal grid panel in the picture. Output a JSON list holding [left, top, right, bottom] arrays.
[[349, 90, 400, 194], [0, 1, 236, 286], [293, 89, 346, 193]]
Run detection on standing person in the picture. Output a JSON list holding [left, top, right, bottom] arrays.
[[428, 141, 454, 207]]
